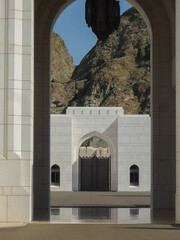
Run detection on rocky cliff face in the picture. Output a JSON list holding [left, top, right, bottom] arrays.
[[51, 32, 75, 114], [51, 7, 150, 114]]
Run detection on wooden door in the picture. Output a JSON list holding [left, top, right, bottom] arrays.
[[96, 158, 109, 191], [81, 157, 110, 191]]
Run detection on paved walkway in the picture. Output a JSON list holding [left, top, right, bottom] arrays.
[[0, 223, 26, 228], [0, 223, 180, 240]]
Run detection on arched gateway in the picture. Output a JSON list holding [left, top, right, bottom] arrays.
[[0, 0, 179, 223], [79, 145, 111, 191]]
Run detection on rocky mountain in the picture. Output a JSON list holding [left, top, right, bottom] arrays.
[[51, 32, 75, 113], [51, 7, 150, 115]]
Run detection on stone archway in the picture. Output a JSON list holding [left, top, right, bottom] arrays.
[[79, 142, 111, 191], [76, 131, 117, 192], [34, 0, 175, 221]]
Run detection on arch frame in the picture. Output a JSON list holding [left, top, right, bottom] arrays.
[[73, 131, 117, 191], [34, 0, 176, 221]]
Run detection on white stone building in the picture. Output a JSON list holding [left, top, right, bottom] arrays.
[[50, 107, 151, 192]]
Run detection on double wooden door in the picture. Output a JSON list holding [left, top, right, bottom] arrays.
[[80, 157, 110, 191]]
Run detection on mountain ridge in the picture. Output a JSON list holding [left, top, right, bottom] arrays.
[[51, 7, 150, 115]]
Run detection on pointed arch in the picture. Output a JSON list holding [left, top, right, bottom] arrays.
[[51, 164, 60, 186], [77, 131, 115, 155], [130, 165, 139, 187], [72, 130, 117, 191]]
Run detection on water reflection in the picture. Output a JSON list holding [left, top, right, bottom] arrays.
[[130, 208, 139, 216], [51, 208, 60, 216], [50, 207, 150, 224], [78, 208, 111, 220]]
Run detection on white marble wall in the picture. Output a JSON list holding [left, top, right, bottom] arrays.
[[50, 107, 151, 192], [51, 115, 72, 191], [0, 0, 34, 222], [118, 116, 151, 191]]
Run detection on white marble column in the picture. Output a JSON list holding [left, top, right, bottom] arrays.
[[0, 0, 34, 222]]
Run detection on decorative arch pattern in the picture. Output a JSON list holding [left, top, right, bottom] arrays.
[[78, 131, 115, 154]]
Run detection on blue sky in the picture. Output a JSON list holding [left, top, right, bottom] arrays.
[[53, 0, 132, 65]]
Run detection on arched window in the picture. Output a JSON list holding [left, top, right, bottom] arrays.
[[51, 165, 60, 186], [130, 165, 139, 187]]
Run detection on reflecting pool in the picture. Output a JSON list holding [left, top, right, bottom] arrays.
[[50, 207, 151, 224]]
